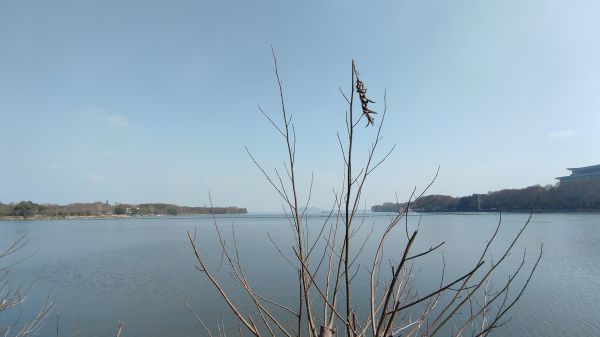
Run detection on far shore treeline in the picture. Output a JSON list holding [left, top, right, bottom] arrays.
[[372, 179, 600, 212], [0, 201, 247, 219]]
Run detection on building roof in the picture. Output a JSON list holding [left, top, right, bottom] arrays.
[[557, 164, 600, 181], [567, 164, 600, 172]]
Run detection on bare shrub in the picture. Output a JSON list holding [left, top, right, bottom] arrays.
[[187, 51, 542, 337], [0, 236, 53, 337]]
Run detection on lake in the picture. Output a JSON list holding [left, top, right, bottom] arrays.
[[0, 212, 598, 336]]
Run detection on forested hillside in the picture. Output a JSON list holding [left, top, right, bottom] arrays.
[[372, 179, 600, 212], [0, 201, 247, 219]]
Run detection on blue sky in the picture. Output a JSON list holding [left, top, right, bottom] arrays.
[[1, 0, 599, 211]]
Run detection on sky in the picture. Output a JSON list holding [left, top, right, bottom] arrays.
[[1, 0, 599, 211]]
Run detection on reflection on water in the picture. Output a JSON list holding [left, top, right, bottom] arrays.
[[0, 213, 598, 336]]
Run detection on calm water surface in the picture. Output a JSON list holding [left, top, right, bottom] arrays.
[[0, 213, 598, 336]]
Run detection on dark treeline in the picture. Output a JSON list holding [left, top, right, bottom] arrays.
[[0, 201, 247, 219], [372, 178, 600, 212], [113, 203, 247, 216]]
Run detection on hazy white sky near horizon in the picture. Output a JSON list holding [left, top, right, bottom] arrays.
[[1, 0, 599, 211]]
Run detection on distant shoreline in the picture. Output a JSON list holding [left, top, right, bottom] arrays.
[[0, 201, 247, 220], [410, 209, 600, 214], [0, 213, 248, 221], [373, 208, 600, 214], [3, 209, 600, 222], [0, 214, 130, 221]]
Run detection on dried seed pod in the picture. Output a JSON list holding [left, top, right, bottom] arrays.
[[354, 69, 377, 126]]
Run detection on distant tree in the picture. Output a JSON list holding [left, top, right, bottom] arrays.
[[165, 205, 178, 215], [11, 201, 42, 217], [374, 180, 600, 212], [0, 203, 11, 217], [114, 204, 128, 215]]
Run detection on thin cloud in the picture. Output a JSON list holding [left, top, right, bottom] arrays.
[[48, 162, 64, 170], [85, 107, 130, 126], [548, 129, 575, 140], [102, 114, 130, 126], [87, 173, 105, 183]]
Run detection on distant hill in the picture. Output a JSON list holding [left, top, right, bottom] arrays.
[[0, 201, 247, 219], [300, 207, 325, 214], [114, 203, 247, 216], [372, 178, 600, 212]]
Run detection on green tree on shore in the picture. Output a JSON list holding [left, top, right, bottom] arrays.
[[11, 201, 43, 217]]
